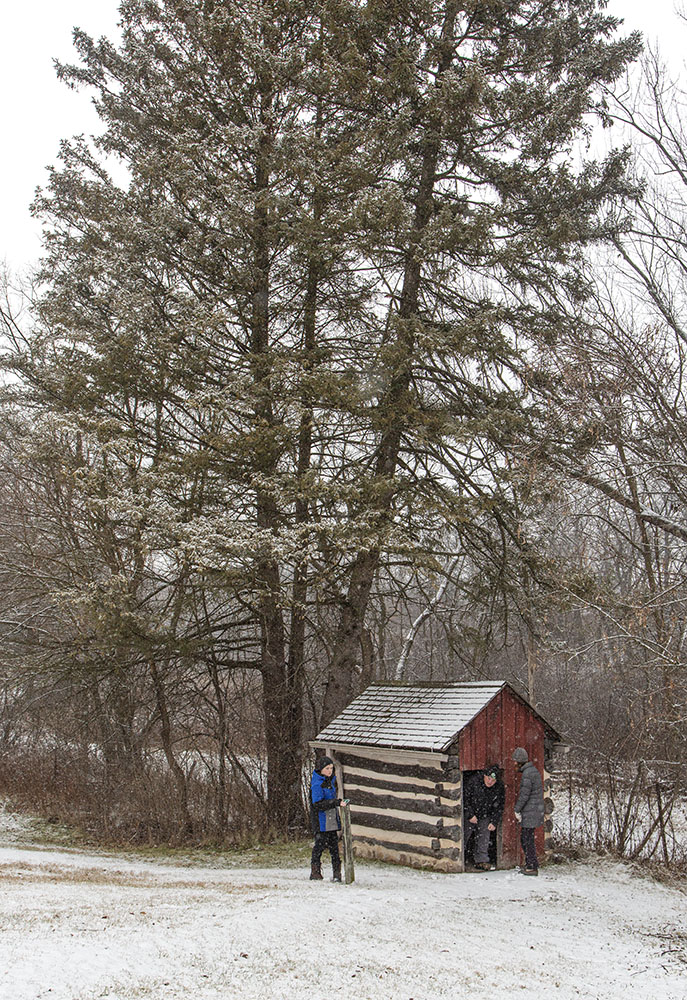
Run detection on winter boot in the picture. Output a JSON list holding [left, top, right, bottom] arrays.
[[331, 864, 342, 883], [310, 862, 323, 881]]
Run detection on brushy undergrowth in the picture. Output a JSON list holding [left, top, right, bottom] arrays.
[[0, 743, 303, 848]]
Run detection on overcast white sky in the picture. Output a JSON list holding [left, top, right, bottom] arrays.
[[0, 1, 685, 272]]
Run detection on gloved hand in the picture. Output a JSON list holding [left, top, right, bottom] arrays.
[[514, 811, 522, 822]]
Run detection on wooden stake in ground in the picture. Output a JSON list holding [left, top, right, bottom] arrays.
[[340, 801, 355, 884]]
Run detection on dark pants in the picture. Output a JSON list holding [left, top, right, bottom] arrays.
[[520, 826, 538, 870], [311, 831, 341, 872], [467, 817, 493, 864]]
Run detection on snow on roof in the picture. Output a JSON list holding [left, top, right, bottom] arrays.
[[313, 681, 507, 753]]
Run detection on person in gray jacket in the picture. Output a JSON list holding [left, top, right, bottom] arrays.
[[512, 747, 545, 875]]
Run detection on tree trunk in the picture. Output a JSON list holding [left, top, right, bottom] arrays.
[[149, 660, 193, 837], [322, 7, 458, 725], [250, 66, 298, 830]]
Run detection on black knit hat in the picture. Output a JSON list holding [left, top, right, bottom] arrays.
[[484, 764, 499, 780], [315, 756, 334, 773]]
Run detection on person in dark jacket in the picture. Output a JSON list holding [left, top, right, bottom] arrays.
[[512, 747, 545, 876], [309, 756, 343, 882], [463, 764, 505, 870]]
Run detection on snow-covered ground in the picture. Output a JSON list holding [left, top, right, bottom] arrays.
[[1, 816, 686, 999]]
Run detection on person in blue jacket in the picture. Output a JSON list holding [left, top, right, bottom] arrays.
[[309, 756, 343, 882]]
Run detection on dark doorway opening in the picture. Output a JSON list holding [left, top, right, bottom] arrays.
[[462, 769, 499, 868]]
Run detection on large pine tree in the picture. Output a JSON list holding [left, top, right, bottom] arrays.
[[12, 0, 639, 827]]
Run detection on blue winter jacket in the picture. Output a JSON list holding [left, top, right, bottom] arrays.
[[310, 770, 341, 834]]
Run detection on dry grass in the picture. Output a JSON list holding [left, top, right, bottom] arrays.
[[0, 861, 276, 892]]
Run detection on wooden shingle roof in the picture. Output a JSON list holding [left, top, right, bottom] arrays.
[[313, 681, 509, 753]]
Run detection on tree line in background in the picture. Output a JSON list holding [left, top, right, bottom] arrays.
[[0, 1, 684, 860]]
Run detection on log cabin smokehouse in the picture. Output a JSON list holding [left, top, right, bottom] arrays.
[[310, 682, 562, 872]]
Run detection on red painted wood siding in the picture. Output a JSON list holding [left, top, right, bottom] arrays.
[[459, 688, 546, 866]]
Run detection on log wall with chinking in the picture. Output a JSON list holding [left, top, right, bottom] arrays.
[[322, 744, 464, 872]]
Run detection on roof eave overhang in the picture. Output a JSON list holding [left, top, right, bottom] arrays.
[[308, 739, 450, 757]]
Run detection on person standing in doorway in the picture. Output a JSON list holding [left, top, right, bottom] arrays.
[[309, 756, 343, 882], [512, 747, 545, 876], [464, 764, 505, 871]]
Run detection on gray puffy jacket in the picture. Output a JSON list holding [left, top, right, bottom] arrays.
[[514, 761, 545, 828]]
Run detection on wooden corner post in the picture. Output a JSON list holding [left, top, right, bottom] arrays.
[[340, 800, 355, 884]]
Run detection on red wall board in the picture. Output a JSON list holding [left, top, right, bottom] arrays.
[[459, 688, 546, 867]]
